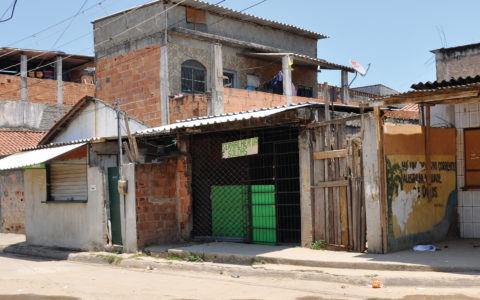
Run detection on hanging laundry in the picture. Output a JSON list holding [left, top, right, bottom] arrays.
[[278, 71, 283, 81]]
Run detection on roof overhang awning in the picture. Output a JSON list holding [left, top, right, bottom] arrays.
[[245, 52, 355, 72], [0, 143, 87, 171]]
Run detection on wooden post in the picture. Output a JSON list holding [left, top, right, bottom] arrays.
[[341, 70, 349, 104], [20, 54, 27, 101], [425, 105, 432, 202], [211, 43, 224, 115], [56, 55, 63, 105], [374, 107, 388, 253], [124, 114, 139, 162], [282, 55, 293, 105], [313, 127, 326, 241], [323, 82, 329, 122], [299, 129, 313, 246]]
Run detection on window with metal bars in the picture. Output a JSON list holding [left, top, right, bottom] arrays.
[[181, 60, 206, 93]]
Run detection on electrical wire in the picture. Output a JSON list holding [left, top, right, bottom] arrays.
[[0, 0, 18, 23], [0, 0, 269, 99]]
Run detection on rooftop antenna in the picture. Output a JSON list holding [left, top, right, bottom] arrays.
[[348, 59, 370, 87]]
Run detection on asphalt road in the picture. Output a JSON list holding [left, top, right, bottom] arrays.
[[0, 253, 479, 300]]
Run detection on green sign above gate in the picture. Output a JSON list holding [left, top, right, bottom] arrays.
[[222, 137, 258, 159]]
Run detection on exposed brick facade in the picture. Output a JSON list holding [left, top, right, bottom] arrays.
[[169, 94, 208, 123], [135, 156, 192, 248], [96, 46, 162, 127], [0, 73, 94, 104], [0, 170, 25, 233]]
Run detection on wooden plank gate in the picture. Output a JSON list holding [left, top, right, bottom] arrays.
[[311, 123, 366, 252]]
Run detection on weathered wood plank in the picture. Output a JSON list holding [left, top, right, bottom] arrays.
[[340, 185, 348, 246], [313, 127, 326, 241], [313, 149, 348, 160], [312, 180, 348, 189], [375, 107, 388, 253]]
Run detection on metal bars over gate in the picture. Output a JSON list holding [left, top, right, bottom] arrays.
[[311, 123, 366, 252], [190, 126, 302, 245]]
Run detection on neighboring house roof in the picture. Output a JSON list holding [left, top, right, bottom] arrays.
[[93, 0, 327, 40], [384, 104, 419, 120], [39, 96, 147, 145], [136, 102, 323, 136], [351, 84, 399, 97], [0, 129, 45, 156], [431, 42, 480, 54], [0, 47, 94, 70], [411, 75, 480, 90]]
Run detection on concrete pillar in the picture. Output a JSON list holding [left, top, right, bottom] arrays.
[[362, 114, 383, 253], [160, 45, 170, 125], [299, 129, 313, 247], [20, 54, 28, 101], [282, 55, 293, 105], [56, 55, 63, 105], [211, 43, 224, 115], [120, 163, 137, 252], [341, 70, 349, 104]]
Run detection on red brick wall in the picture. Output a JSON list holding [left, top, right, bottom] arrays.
[[135, 156, 192, 248], [96, 46, 162, 127], [0, 73, 94, 104], [223, 88, 314, 113], [169, 94, 208, 123]]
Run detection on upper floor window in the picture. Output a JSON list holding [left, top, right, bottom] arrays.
[[181, 60, 206, 93]]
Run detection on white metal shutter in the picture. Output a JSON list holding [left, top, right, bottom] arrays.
[[49, 158, 88, 201]]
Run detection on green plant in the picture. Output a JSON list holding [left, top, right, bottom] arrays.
[[96, 254, 123, 265], [310, 240, 327, 250], [186, 252, 204, 262], [252, 259, 267, 265], [166, 254, 184, 261]]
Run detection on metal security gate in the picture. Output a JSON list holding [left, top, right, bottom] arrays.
[[191, 126, 301, 245], [311, 122, 366, 252]]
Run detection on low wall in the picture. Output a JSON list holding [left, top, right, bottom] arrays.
[[135, 157, 191, 248], [24, 167, 106, 251]]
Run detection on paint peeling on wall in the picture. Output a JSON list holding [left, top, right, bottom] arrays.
[[383, 124, 457, 251]]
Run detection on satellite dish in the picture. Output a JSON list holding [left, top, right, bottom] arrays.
[[350, 60, 367, 76]]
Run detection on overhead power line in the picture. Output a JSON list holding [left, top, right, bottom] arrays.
[[0, 0, 18, 23]]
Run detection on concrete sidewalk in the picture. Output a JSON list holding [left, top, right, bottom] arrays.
[[2, 233, 480, 287], [166, 239, 480, 273]]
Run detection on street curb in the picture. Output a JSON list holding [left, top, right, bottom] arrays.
[[167, 248, 480, 273], [3, 244, 480, 287]]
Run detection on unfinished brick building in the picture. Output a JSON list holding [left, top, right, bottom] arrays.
[[93, 0, 354, 127]]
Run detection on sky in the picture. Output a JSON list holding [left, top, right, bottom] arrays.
[[2, 0, 480, 92]]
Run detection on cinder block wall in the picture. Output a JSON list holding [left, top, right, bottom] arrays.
[[455, 102, 480, 238], [135, 157, 192, 248]]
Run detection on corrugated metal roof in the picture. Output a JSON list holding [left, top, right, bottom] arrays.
[[135, 102, 319, 136], [411, 75, 480, 90], [247, 52, 355, 72], [93, 0, 327, 40], [0, 143, 87, 171]]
